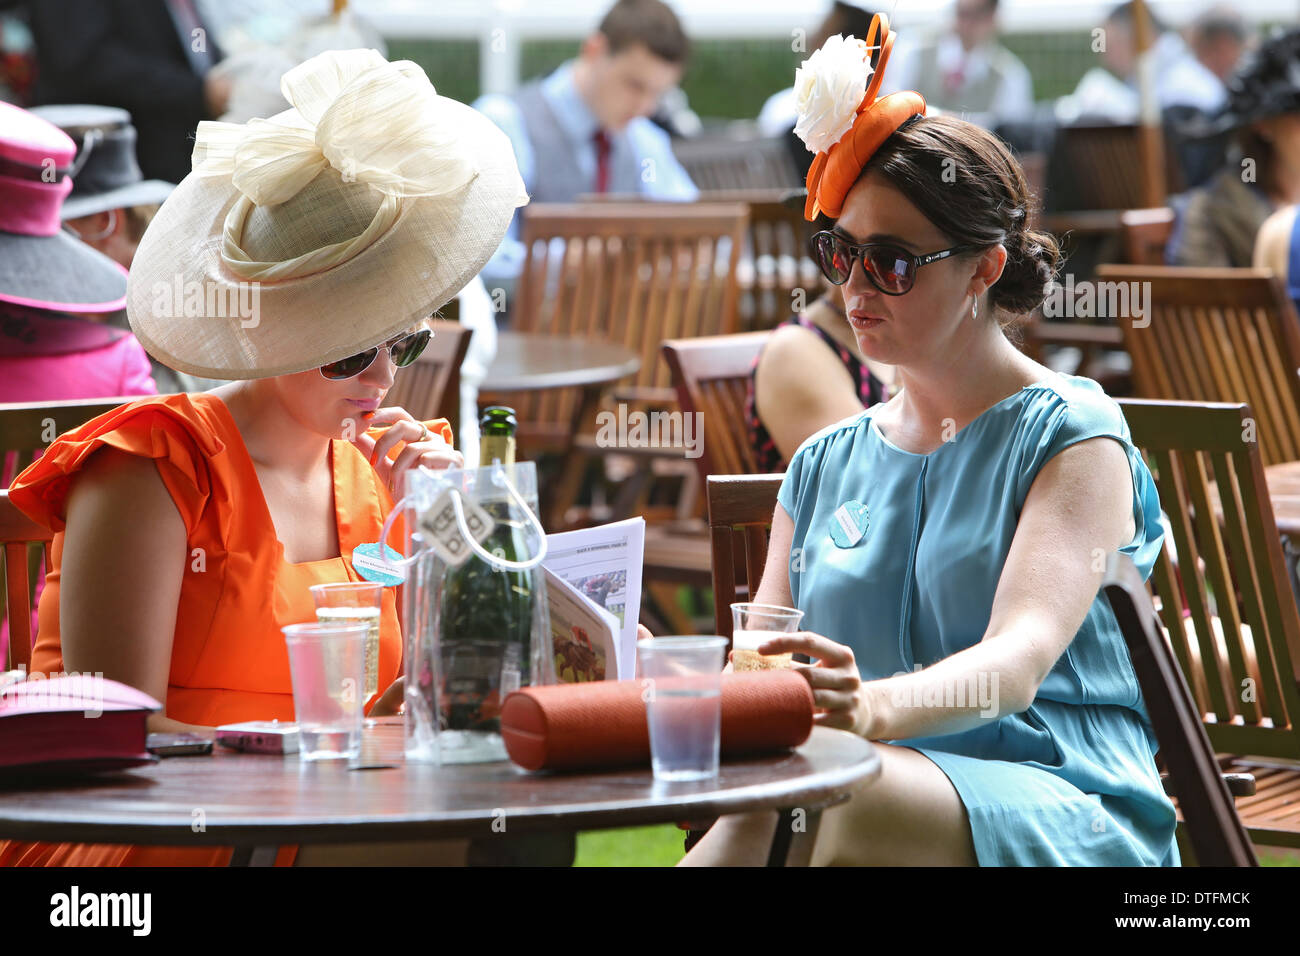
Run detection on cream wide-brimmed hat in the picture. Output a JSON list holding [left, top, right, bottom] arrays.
[[126, 49, 528, 379]]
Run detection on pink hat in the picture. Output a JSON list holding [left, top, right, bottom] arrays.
[[0, 100, 127, 314]]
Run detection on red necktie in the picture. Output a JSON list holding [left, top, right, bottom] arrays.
[[593, 129, 612, 194], [944, 57, 965, 97]]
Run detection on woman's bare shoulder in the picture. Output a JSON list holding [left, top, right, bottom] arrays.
[[68, 445, 185, 529]]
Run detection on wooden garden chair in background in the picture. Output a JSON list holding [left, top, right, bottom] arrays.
[[382, 318, 472, 430], [1, 396, 140, 488], [662, 331, 768, 485], [581, 190, 817, 333], [1102, 550, 1257, 866], [1119, 207, 1175, 266], [1104, 266, 1300, 467], [1122, 398, 1300, 852], [671, 136, 802, 193], [486, 201, 747, 529], [1, 490, 53, 672], [632, 332, 772, 632], [1, 396, 141, 656]]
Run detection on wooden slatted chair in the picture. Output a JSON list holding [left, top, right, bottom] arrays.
[[381, 318, 472, 429], [661, 331, 768, 485], [580, 190, 816, 334], [1, 397, 141, 662], [1122, 398, 1300, 850], [493, 202, 748, 449], [1102, 550, 1258, 866], [671, 136, 802, 193], [636, 333, 773, 628], [1119, 207, 1175, 266], [1, 490, 52, 671], [1102, 266, 1300, 467], [485, 202, 748, 531], [1, 396, 139, 488]]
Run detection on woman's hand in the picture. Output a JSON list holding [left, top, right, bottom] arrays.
[[758, 632, 869, 736], [350, 406, 463, 497], [369, 676, 405, 717]]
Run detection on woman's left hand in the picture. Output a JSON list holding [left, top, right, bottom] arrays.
[[758, 632, 870, 737], [350, 406, 463, 498], [369, 676, 404, 717]]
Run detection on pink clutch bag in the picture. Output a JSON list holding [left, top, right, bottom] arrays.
[[0, 675, 160, 778]]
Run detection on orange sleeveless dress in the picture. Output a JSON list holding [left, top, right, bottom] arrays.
[[0, 392, 452, 866]]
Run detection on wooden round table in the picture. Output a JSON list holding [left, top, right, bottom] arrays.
[[0, 721, 879, 866], [481, 331, 639, 393], [482, 332, 640, 528]]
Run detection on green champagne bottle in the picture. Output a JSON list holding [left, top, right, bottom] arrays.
[[440, 407, 535, 734]]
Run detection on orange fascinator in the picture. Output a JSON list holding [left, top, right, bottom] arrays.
[[795, 14, 926, 222]]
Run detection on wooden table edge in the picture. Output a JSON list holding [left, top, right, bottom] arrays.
[[0, 737, 880, 849]]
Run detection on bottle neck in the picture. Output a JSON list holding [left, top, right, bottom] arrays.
[[480, 433, 516, 467]]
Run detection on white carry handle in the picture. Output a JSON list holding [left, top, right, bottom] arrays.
[[373, 465, 548, 571]]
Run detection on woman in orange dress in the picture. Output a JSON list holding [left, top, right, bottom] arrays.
[[0, 48, 528, 866]]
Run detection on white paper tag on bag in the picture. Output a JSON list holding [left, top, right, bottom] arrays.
[[418, 488, 495, 567]]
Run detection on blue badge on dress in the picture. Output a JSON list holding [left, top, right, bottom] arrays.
[[351, 542, 405, 586], [829, 500, 870, 548]]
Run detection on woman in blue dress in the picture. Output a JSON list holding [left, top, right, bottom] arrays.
[[676, 17, 1179, 866]]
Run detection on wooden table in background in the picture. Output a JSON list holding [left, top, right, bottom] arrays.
[[0, 720, 880, 867], [481, 332, 640, 529]]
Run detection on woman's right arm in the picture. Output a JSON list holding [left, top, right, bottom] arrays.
[[58, 448, 206, 734]]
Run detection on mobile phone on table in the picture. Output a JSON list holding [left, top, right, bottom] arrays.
[[146, 732, 214, 757]]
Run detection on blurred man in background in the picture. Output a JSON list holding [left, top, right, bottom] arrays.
[[474, 0, 699, 293], [887, 0, 1034, 131], [1189, 5, 1249, 85]]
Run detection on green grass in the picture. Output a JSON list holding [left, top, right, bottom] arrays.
[[575, 824, 685, 867], [573, 828, 1299, 866]]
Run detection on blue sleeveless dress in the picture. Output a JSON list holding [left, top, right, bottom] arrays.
[[777, 374, 1180, 866]]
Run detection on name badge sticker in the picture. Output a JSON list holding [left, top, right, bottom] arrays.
[[352, 542, 406, 586], [829, 500, 870, 548]]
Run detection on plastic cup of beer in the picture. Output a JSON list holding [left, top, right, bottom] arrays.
[[282, 622, 367, 760], [309, 582, 383, 703], [637, 636, 728, 782], [730, 603, 805, 671]]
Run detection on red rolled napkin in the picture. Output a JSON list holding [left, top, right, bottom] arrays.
[[500, 670, 814, 771]]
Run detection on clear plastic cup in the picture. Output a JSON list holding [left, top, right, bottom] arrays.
[[282, 622, 368, 761], [308, 582, 383, 703], [636, 636, 727, 782], [730, 603, 804, 672]]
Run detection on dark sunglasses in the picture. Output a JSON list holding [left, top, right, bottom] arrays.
[[811, 230, 981, 295], [319, 329, 432, 381]]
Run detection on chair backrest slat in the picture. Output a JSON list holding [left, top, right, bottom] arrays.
[[1122, 398, 1300, 760]]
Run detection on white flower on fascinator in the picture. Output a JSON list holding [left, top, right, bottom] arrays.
[[793, 34, 872, 155]]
